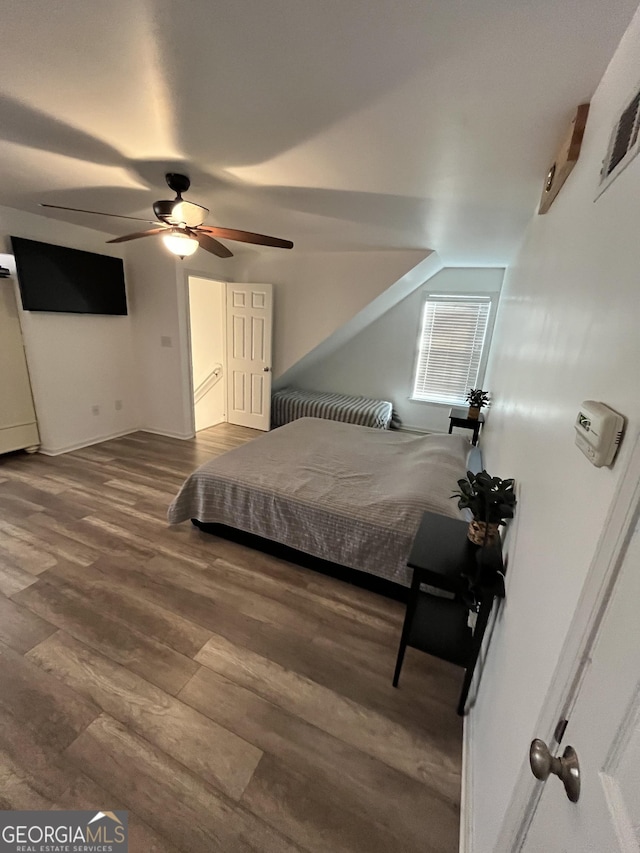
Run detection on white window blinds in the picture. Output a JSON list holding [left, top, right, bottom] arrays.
[[412, 296, 491, 405]]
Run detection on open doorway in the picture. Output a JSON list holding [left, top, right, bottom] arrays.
[[187, 276, 226, 432]]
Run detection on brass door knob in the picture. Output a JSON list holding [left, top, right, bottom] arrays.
[[529, 738, 581, 803]]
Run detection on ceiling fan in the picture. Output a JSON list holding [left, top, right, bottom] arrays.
[[40, 173, 294, 259]]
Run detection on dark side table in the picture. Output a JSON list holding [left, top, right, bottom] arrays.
[[392, 510, 504, 715], [448, 407, 484, 445]]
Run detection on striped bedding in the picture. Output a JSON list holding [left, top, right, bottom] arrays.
[[271, 387, 393, 430], [168, 417, 469, 586]]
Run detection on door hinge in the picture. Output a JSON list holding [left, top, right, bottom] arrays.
[[554, 718, 569, 745]]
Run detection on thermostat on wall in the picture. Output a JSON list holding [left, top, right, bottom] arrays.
[[574, 401, 624, 467]]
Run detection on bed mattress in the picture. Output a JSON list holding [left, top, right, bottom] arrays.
[[168, 417, 469, 586]]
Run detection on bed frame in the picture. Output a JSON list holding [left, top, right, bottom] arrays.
[[191, 519, 409, 602]]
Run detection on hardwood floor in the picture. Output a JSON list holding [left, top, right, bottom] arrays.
[[0, 424, 463, 852]]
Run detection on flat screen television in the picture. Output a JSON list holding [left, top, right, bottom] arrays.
[[11, 236, 128, 315]]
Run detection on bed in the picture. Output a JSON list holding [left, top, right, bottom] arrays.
[[168, 417, 471, 588], [271, 386, 394, 429]]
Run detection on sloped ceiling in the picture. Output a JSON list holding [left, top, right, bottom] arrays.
[[0, 0, 636, 264]]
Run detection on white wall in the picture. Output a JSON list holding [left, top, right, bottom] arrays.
[[188, 276, 225, 431], [470, 8, 640, 851], [293, 268, 504, 432], [0, 206, 239, 449], [234, 249, 430, 378], [125, 239, 188, 438], [125, 241, 238, 439], [1, 219, 424, 449], [0, 206, 138, 454], [129, 246, 431, 438]]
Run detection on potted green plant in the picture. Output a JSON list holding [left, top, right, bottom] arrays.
[[452, 470, 516, 545], [465, 388, 490, 420]]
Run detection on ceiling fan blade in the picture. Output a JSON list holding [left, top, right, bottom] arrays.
[[194, 232, 233, 258], [200, 226, 293, 249], [106, 228, 167, 244], [39, 203, 157, 224]]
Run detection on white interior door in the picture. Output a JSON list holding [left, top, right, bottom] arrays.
[[226, 282, 273, 431], [522, 516, 640, 851]]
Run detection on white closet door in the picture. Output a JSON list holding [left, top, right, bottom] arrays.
[[0, 280, 39, 454]]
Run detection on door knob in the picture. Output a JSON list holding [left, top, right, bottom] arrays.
[[529, 738, 581, 803], [263, 367, 271, 372]]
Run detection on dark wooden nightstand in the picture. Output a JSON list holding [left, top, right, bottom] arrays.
[[448, 407, 484, 446], [392, 511, 504, 715]]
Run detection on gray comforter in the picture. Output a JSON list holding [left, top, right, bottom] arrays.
[[168, 417, 469, 586]]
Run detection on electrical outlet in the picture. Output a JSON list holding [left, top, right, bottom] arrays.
[[115, 400, 123, 411], [161, 336, 172, 348], [91, 405, 100, 416]]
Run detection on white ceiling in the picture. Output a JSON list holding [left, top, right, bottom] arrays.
[[0, 0, 637, 264]]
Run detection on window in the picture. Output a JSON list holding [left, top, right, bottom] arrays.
[[411, 294, 493, 405]]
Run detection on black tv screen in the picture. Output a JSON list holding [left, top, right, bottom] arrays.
[[11, 236, 128, 315]]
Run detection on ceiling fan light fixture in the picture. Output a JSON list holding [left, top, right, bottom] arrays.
[[40, 173, 292, 259], [162, 230, 199, 259]]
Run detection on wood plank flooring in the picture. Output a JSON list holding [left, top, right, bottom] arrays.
[[0, 424, 463, 852]]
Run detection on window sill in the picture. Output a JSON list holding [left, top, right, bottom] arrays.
[[408, 397, 464, 408]]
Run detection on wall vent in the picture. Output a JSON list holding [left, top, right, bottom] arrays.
[[597, 86, 640, 197]]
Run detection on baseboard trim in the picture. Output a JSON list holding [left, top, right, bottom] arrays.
[[38, 428, 138, 456], [40, 426, 197, 455], [460, 710, 474, 853], [138, 428, 195, 440]]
